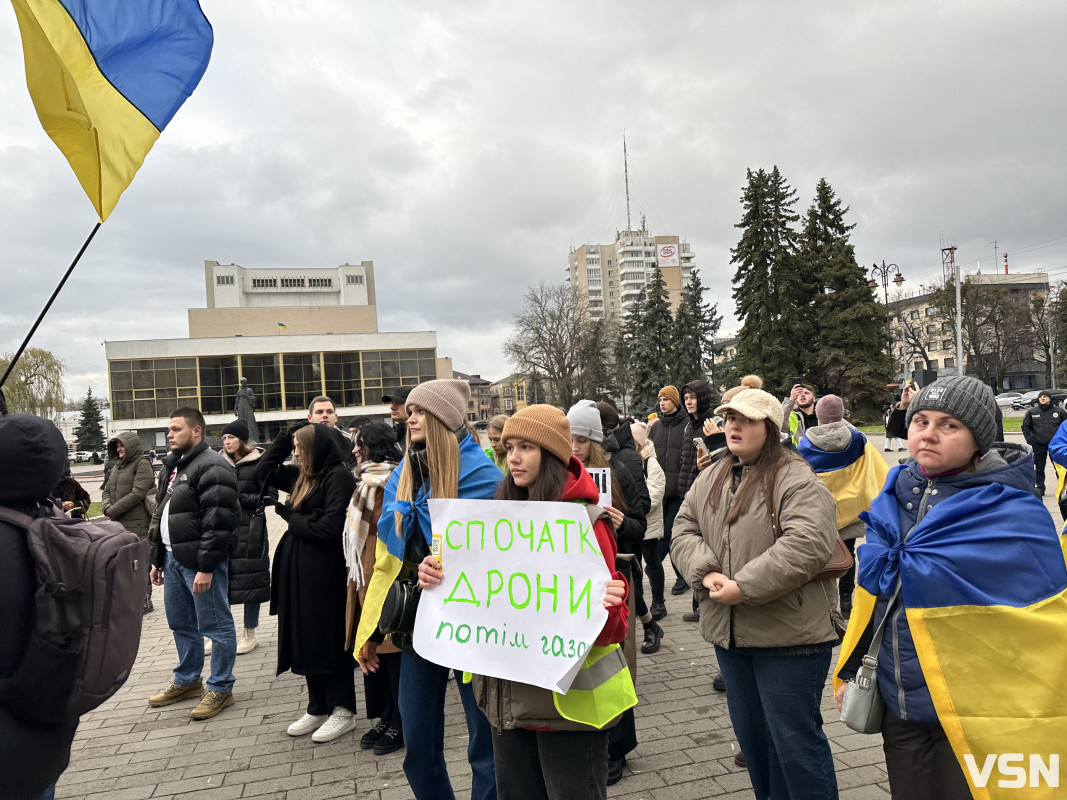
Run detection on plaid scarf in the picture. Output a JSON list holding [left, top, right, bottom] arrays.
[[343, 460, 397, 588]]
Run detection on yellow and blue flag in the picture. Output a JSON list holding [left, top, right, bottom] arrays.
[[797, 429, 888, 530], [11, 0, 213, 221], [835, 468, 1067, 799], [353, 432, 502, 657]]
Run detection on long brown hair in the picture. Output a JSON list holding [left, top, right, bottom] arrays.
[[707, 418, 804, 525], [393, 406, 461, 541], [580, 440, 627, 513], [495, 447, 569, 501], [288, 425, 319, 510]]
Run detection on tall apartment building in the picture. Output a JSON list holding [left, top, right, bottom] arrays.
[[565, 227, 695, 322]]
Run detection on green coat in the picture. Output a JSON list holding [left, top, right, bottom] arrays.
[[101, 431, 156, 537]]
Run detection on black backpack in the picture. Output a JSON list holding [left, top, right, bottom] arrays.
[[0, 504, 149, 720]]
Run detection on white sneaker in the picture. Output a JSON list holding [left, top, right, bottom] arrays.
[[236, 628, 259, 655], [288, 712, 328, 737], [312, 707, 357, 743], [204, 637, 212, 655]]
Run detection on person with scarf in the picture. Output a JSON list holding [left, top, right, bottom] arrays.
[[344, 421, 405, 756], [354, 379, 503, 800], [255, 420, 358, 743], [834, 376, 1067, 799]]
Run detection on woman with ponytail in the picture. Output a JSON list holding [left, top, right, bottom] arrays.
[[354, 379, 502, 800]]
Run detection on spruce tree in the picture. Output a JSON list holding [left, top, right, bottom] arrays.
[[670, 269, 723, 394], [802, 179, 890, 415], [72, 387, 105, 451], [626, 268, 674, 415], [730, 166, 803, 393]]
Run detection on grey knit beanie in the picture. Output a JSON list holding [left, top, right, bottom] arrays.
[[905, 376, 997, 453], [406, 379, 470, 431], [567, 400, 604, 442]]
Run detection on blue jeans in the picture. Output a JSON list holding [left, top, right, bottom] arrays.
[[244, 602, 261, 629], [163, 551, 237, 693], [715, 646, 838, 800], [399, 649, 496, 800]]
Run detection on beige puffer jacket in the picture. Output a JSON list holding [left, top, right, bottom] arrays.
[[670, 454, 840, 649], [638, 439, 665, 540]]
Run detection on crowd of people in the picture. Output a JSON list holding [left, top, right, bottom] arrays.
[[4, 373, 1066, 800]]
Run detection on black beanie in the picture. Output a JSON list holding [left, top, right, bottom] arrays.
[[222, 419, 249, 441]]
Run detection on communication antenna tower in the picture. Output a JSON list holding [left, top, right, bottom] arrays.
[[941, 244, 957, 283], [623, 132, 631, 231]]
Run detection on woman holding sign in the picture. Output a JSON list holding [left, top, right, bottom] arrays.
[[359, 379, 502, 800], [670, 389, 840, 800], [419, 404, 634, 800]]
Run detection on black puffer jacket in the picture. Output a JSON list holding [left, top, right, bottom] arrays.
[[648, 406, 690, 499], [151, 442, 240, 573], [678, 380, 719, 496], [0, 414, 79, 799], [611, 459, 648, 556], [223, 447, 277, 604], [602, 422, 650, 517]]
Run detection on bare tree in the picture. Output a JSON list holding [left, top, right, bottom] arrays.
[[1023, 287, 1058, 387], [503, 283, 590, 409], [0, 347, 65, 419]]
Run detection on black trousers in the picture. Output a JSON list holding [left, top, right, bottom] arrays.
[[363, 651, 403, 731], [641, 538, 665, 604], [881, 708, 972, 800], [1033, 443, 1049, 492], [306, 668, 357, 716], [492, 726, 609, 800], [658, 495, 683, 581], [838, 539, 858, 598]]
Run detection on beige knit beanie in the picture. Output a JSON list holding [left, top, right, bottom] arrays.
[[406, 379, 470, 431], [500, 404, 572, 466]]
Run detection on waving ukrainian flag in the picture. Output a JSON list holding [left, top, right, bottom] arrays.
[[797, 428, 888, 531], [10, 0, 213, 221], [835, 467, 1067, 800], [353, 432, 501, 658]]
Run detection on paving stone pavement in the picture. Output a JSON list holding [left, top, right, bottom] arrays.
[[57, 432, 1056, 799]]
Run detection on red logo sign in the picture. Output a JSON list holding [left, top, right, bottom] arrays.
[[660, 245, 677, 258]]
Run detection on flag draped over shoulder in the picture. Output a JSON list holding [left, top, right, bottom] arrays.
[[11, 0, 213, 221], [835, 468, 1067, 800], [797, 428, 888, 530], [352, 433, 501, 658]]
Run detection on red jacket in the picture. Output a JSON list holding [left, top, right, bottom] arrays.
[[559, 456, 629, 646]]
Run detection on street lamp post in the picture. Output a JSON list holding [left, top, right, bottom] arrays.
[[869, 262, 906, 380]]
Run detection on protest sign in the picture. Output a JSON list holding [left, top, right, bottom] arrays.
[[413, 498, 610, 693], [585, 467, 612, 508]]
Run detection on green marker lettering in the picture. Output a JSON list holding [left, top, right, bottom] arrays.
[[494, 519, 514, 551], [509, 572, 532, 609], [437, 621, 454, 640], [536, 572, 558, 613], [578, 522, 600, 555], [557, 519, 574, 554], [517, 519, 534, 550], [486, 569, 504, 607], [537, 521, 555, 552], [443, 571, 481, 606], [569, 576, 592, 619], [444, 520, 463, 550]]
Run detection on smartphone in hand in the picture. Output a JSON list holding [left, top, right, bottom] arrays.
[[694, 437, 710, 458]]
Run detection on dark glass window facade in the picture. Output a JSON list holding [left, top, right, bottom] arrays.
[[108, 348, 437, 420]]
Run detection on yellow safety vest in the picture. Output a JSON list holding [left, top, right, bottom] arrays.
[[553, 643, 638, 730]]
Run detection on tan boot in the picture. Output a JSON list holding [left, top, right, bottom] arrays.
[[190, 690, 234, 720], [236, 628, 259, 655], [149, 679, 203, 707]]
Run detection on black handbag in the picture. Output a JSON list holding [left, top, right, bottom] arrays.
[[247, 474, 273, 559], [380, 578, 421, 637]]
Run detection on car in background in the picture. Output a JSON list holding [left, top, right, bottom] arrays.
[[1011, 389, 1067, 411], [473, 420, 489, 431], [70, 450, 94, 462], [995, 391, 1022, 408]]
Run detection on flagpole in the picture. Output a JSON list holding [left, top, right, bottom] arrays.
[[0, 221, 102, 388]]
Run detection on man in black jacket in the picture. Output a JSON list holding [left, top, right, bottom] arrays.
[[0, 414, 79, 799], [648, 385, 691, 597], [382, 386, 412, 445], [1022, 391, 1065, 496], [149, 407, 240, 720]]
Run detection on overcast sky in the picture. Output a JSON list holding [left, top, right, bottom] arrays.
[[2, 1, 1066, 401]]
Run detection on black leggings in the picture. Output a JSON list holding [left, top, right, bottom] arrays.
[[306, 668, 357, 716], [642, 538, 665, 604]]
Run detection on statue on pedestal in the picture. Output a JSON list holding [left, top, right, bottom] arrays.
[[234, 377, 259, 443]]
